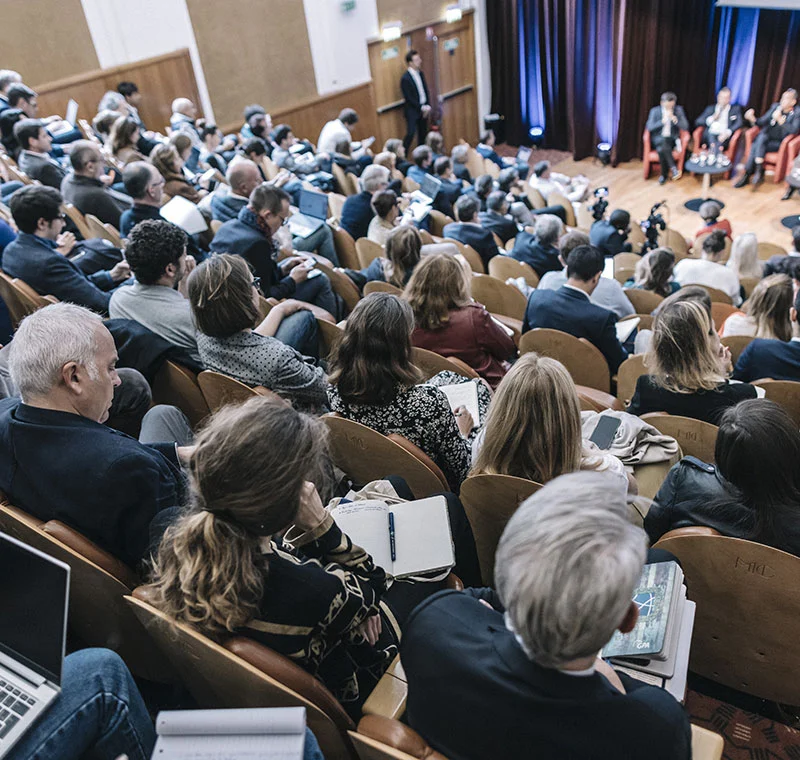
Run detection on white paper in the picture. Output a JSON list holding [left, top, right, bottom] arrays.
[[438, 382, 480, 423], [157, 708, 305, 736], [160, 195, 208, 235], [490, 315, 516, 337], [153, 734, 304, 760], [616, 316, 640, 344], [65, 99, 79, 126], [665, 599, 695, 703]]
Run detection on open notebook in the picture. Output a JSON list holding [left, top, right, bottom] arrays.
[[437, 382, 481, 424]]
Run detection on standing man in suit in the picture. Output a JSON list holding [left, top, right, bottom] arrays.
[[523, 244, 628, 373], [735, 88, 800, 187], [443, 195, 500, 269], [695, 86, 743, 151], [401, 49, 431, 153], [645, 92, 690, 185]]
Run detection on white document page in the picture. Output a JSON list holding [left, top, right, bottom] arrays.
[[160, 195, 208, 235], [438, 382, 480, 423], [616, 316, 640, 343]]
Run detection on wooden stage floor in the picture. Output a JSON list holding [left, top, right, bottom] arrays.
[[550, 155, 799, 248]]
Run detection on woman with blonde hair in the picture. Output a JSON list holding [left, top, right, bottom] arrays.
[[720, 273, 792, 340], [627, 299, 757, 423], [726, 232, 763, 279], [625, 247, 679, 297], [107, 115, 145, 165], [351, 225, 423, 290], [405, 252, 516, 388], [151, 142, 205, 203]]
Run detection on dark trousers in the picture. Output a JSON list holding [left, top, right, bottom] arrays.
[[403, 110, 428, 153], [745, 133, 782, 173], [651, 134, 676, 177]]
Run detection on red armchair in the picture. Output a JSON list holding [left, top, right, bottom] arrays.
[[642, 128, 690, 180], [691, 126, 742, 179], [742, 127, 798, 183]]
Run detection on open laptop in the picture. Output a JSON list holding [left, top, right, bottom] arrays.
[[408, 174, 442, 206], [288, 189, 329, 239], [0, 532, 70, 758], [516, 146, 532, 164]]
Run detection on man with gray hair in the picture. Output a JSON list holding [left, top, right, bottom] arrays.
[[442, 194, 501, 268], [0, 303, 193, 568], [510, 212, 564, 277], [0, 70, 21, 114], [401, 471, 691, 760], [340, 164, 390, 240], [477, 190, 518, 244]]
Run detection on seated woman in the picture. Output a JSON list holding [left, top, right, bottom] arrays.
[[627, 299, 757, 424], [188, 253, 326, 409], [471, 352, 627, 489], [327, 293, 491, 491], [646, 398, 800, 556], [366, 189, 400, 245], [382, 138, 412, 176], [198, 121, 227, 173], [694, 200, 732, 240], [624, 247, 679, 297], [425, 131, 445, 161], [107, 115, 146, 166], [726, 231, 763, 280], [150, 142, 205, 204], [405, 252, 516, 389], [720, 273, 792, 340], [674, 229, 741, 305], [349, 225, 422, 291]]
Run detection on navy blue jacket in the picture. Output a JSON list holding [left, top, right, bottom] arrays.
[[476, 143, 504, 169], [210, 193, 247, 223], [478, 210, 517, 245], [119, 203, 162, 238], [510, 230, 562, 277], [523, 285, 628, 373], [1, 232, 113, 314], [733, 338, 800, 383], [590, 219, 631, 257], [402, 589, 691, 760], [340, 191, 374, 241], [0, 399, 184, 568], [442, 222, 500, 269]]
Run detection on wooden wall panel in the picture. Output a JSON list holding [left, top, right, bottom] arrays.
[[185, 0, 317, 129], [34, 50, 202, 135], [6, 0, 98, 87], [376, 0, 451, 30]]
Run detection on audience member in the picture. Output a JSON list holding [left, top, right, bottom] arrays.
[[469, 174, 494, 212], [590, 208, 632, 256], [383, 138, 412, 175], [107, 114, 146, 165], [763, 224, 800, 276], [625, 247, 679, 297], [152, 141, 205, 203], [425, 130, 445, 160], [0, 70, 21, 113], [198, 121, 228, 172], [119, 161, 166, 237], [726, 232, 763, 279], [91, 109, 121, 144], [407, 145, 433, 185], [240, 104, 271, 144], [528, 160, 589, 204], [694, 200, 731, 240], [478, 190, 518, 244], [451, 143, 472, 182], [14, 118, 66, 188], [367, 189, 400, 245], [645, 91, 689, 184], [349, 225, 423, 291], [0, 107, 23, 158], [523, 245, 628, 373], [432, 156, 463, 216], [273, 124, 324, 176], [317, 107, 360, 154], [510, 213, 563, 278], [7, 84, 40, 119], [628, 299, 756, 423], [340, 164, 390, 241], [118, 80, 146, 126], [210, 159, 262, 222], [674, 230, 741, 305], [694, 86, 743, 151], [169, 97, 201, 141], [402, 472, 690, 760], [720, 273, 792, 340], [476, 129, 531, 178], [443, 195, 500, 269]]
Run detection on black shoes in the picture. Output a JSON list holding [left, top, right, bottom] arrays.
[[733, 172, 751, 188], [658, 175, 667, 185], [782, 187, 796, 201], [753, 167, 765, 186]]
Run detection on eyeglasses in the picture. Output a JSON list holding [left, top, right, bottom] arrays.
[[251, 276, 262, 293], [54, 213, 66, 221]]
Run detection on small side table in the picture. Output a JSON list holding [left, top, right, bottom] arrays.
[[683, 159, 729, 212]]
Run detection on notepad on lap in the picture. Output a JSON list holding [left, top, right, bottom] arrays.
[[616, 316, 640, 344], [160, 195, 208, 235], [329, 496, 455, 578], [437, 382, 480, 423]]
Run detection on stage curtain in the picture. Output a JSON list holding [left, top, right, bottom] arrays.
[[747, 10, 800, 116]]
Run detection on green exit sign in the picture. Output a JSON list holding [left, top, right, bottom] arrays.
[[341, 0, 356, 10]]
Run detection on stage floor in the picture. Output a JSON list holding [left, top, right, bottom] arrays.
[[550, 155, 797, 248]]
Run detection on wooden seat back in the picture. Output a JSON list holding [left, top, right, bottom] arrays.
[[0, 269, 36, 328], [640, 413, 718, 463], [757, 242, 786, 261], [84, 213, 118, 244], [488, 254, 539, 288], [411, 346, 479, 380], [61, 202, 92, 239], [355, 238, 384, 269], [616, 354, 648, 407], [333, 227, 361, 270], [547, 189, 576, 227], [198, 370, 283, 413], [658, 228, 689, 259], [469, 274, 527, 321], [752, 379, 800, 427], [623, 288, 663, 315], [151, 361, 210, 428], [428, 210, 454, 238], [364, 280, 402, 296], [525, 186, 546, 209], [710, 301, 737, 328], [699, 285, 733, 305], [720, 334, 754, 365], [317, 318, 345, 360]]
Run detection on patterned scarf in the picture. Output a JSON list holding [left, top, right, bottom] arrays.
[[239, 206, 277, 257]]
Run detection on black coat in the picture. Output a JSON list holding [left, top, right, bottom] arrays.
[[441, 222, 499, 268], [478, 210, 518, 244], [400, 69, 430, 118], [510, 230, 561, 277]]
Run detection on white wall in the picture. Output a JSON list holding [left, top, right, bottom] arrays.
[[79, 0, 215, 120], [463, 0, 492, 130]]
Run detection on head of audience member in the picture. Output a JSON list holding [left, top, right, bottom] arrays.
[[565, 245, 604, 296], [123, 161, 165, 207], [338, 108, 359, 131], [383, 225, 422, 288], [0, 70, 21, 97], [404, 252, 470, 331], [108, 115, 140, 156], [8, 85, 37, 117], [652, 284, 712, 319], [473, 353, 583, 483], [780, 88, 798, 112], [716, 86, 731, 108], [412, 145, 433, 170], [532, 160, 550, 179], [13, 118, 51, 154], [243, 104, 271, 138], [0, 109, 23, 157], [9, 303, 120, 424], [699, 200, 722, 224], [149, 396, 329, 638], [172, 97, 197, 120], [714, 399, 800, 554], [248, 183, 291, 237], [660, 91, 677, 111], [9, 185, 65, 240], [791, 224, 800, 255], [273, 124, 296, 151], [406, 49, 422, 71], [370, 189, 399, 225], [333, 137, 352, 157], [609, 209, 630, 232], [557, 230, 591, 266], [486, 190, 509, 216], [199, 121, 221, 151], [360, 164, 390, 195], [425, 131, 444, 156], [701, 229, 727, 262], [649, 300, 725, 393], [534, 214, 563, 249], [150, 143, 183, 180], [98, 90, 130, 116], [126, 220, 188, 289], [372, 151, 396, 173], [240, 137, 267, 164], [168, 132, 194, 163], [480, 130, 496, 147], [92, 110, 120, 141], [451, 144, 468, 168], [69, 141, 105, 180], [473, 174, 494, 200], [328, 293, 421, 406], [726, 232, 760, 278], [497, 168, 520, 193], [117, 81, 142, 107], [433, 156, 453, 179], [495, 471, 645, 669], [455, 194, 480, 224], [226, 160, 262, 200], [633, 247, 676, 298], [743, 273, 793, 341], [383, 138, 406, 161]]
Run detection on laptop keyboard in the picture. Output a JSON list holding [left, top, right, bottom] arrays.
[[0, 679, 36, 739]]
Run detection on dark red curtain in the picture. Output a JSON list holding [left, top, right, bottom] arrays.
[[748, 11, 800, 115]]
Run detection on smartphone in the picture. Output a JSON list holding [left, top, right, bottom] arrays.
[[589, 416, 622, 450], [306, 268, 322, 279], [200, 168, 216, 183]]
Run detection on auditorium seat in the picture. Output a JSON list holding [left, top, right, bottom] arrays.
[[440, 238, 484, 273], [151, 360, 210, 428], [525, 186, 547, 210], [320, 261, 362, 313], [469, 274, 527, 321], [355, 238, 384, 269], [756, 241, 786, 260], [488, 254, 539, 288], [428, 210, 453, 238], [623, 287, 663, 315], [410, 346, 479, 380], [742, 128, 800, 183], [84, 213, 118, 245], [616, 354, 649, 408], [317, 317, 345, 359], [720, 334, 753, 365], [642, 128, 690, 180], [333, 227, 361, 270], [752, 379, 800, 427], [657, 227, 690, 260], [691, 125, 742, 179], [547, 189, 576, 227], [364, 280, 402, 296], [61, 202, 92, 239], [640, 413, 718, 463], [197, 370, 285, 413], [696, 284, 733, 304]]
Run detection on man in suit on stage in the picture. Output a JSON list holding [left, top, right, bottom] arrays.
[[695, 86, 743, 151], [645, 92, 689, 185], [401, 50, 431, 153], [735, 88, 800, 188]]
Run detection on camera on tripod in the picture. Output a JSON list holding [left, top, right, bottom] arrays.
[[641, 201, 667, 253], [590, 186, 609, 222]]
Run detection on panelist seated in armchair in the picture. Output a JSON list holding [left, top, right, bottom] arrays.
[[694, 86, 743, 150], [645, 91, 689, 185]]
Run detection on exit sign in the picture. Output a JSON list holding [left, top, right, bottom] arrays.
[[341, 0, 356, 10]]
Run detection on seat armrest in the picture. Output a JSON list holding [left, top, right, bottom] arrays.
[[362, 657, 408, 719], [357, 715, 448, 759], [691, 725, 724, 760]]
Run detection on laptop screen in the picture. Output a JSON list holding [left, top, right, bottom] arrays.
[[516, 147, 532, 164], [420, 174, 442, 199], [0, 533, 69, 685], [298, 190, 328, 221]]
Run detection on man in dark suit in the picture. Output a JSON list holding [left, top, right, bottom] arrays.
[[590, 208, 633, 257], [478, 191, 518, 244], [402, 472, 692, 760], [0, 71, 21, 115], [510, 213, 563, 277], [523, 244, 627, 373], [0, 302, 189, 568], [736, 88, 800, 187], [400, 49, 431, 153], [14, 118, 67, 188], [695, 86, 743, 151], [645, 91, 690, 185], [432, 156, 463, 218], [763, 225, 800, 276], [442, 195, 500, 269], [340, 165, 390, 240]]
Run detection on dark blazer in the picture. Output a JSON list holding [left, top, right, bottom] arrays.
[[694, 103, 744, 134], [627, 375, 757, 424], [60, 173, 131, 227], [523, 285, 627, 373], [0, 398, 184, 568], [763, 252, 800, 277], [476, 143, 504, 169], [402, 589, 692, 760], [478, 210, 517, 244], [733, 338, 800, 383], [1, 232, 113, 314], [210, 192, 247, 223], [119, 203, 162, 238], [590, 219, 631, 256], [645, 105, 690, 138], [433, 177, 463, 218], [441, 222, 499, 268], [17, 150, 67, 188], [453, 163, 472, 183], [340, 191, 374, 241], [756, 103, 800, 141], [400, 69, 430, 118], [510, 230, 561, 277]]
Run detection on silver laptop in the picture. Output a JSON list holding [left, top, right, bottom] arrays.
[[288, 189, 329, 239], [0, 532, 70, 758], [408, 174, 442, 206]]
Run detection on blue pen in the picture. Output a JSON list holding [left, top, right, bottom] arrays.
[[388, 511, 396, 563]]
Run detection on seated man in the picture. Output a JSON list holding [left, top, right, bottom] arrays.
[[60, 140, 132, 227], [402, 471, 691, 760], [510, 213, 563, 278], [1, 185, 130, 314], [317, 107, 361, 155], [451, 143, 472, 182], [8, 83, 81, 146], [169, 97, 202, 171], [478, 190, 518, 244], [272, 124, 324, 176], [0, 70, 21, 114], [0, 303, 191, 568], [674, 230, 741, 305], [645, 91, 689, 184], [443, 195, 500, 269], [764, 225, 800, 276], [537, 230, 634, 320], [119, 161, 166, 236], [694, 86, 743, 151], [239, 104, 272, 145], [407, 145, 433, 186], [340, 164, 390, 240], [590, 208, 633, 257], [109, 220, 201, 365], [735, 88, 800, 187], [523, 244, 628, 373], [431, 156, 463, 217], [14, 118, 67, 188], [476, 129, 529, 179], [529, 160, 590, 204]]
